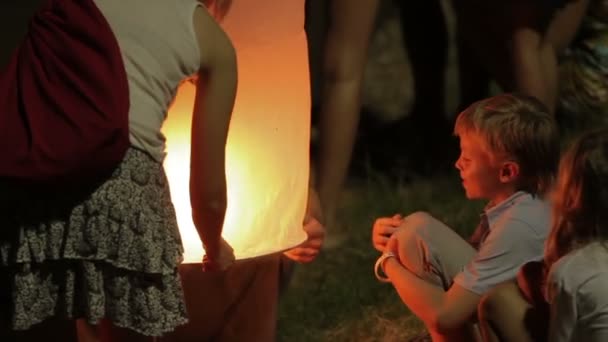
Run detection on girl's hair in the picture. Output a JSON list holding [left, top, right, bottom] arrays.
[[454, 93, 559, 196], [545, 128, 608, 267]]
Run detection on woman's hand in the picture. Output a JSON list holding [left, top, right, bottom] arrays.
[[202, 237, 235, 272], [283, 187, 326, 263], [283, 215, 325, 263]]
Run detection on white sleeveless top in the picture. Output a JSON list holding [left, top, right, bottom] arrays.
[[94, 0, 201, 161]]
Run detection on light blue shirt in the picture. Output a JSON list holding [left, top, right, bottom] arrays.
[[453, 191, 551, 295], [547, 242, 608, 342]]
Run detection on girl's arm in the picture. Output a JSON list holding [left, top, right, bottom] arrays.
[[190, 5, 237, 265]]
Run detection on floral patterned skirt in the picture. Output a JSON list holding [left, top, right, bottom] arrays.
[[0, 148, 187, 336]]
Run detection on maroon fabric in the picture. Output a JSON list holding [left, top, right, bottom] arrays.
[[0, 0, 129, 185]]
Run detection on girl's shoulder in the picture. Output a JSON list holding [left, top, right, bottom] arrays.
[[549, 242, 608, 289]]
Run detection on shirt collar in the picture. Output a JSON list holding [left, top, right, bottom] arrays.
[[482, 191, 531, 230]]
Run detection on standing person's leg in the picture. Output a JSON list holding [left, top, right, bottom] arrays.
[[538, 0, 590, 113], [456, 34, 491, 112], [304, 0, 328, 111], [315, 0, 379, 233], [390, 212, 478, 341], [76, 318, 167, 342], [399, 1, 448, 124], [76, 320, 101, 342], [453, 0, 542, 103], [453, 0, 491, 111], [453, 0, 588, 114], [163, 254, 282, 342], [452, 0, 515, 94], [506, 1, 555, 112], [213, 255, 282, 341], [508, 0, 588, 114], [0, 317, 76, 342], [398, 1, 458, 173]]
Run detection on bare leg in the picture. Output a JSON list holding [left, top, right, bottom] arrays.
[[510, 24, 556, 112], [76, 319, 101, 342], [452, 0, 518, 95], [397, 1, 460, 173], [162, 256, 282, 342], [541, 0, 590, 114], [399, 0, 448, 122], [315, 0, 379, 230], [454, 0, 588, 115], [539, 42, 559, 114], [456, 31, 490, 111], [0, 318, 76, 342], [478, 282, 547, 342], [513, 0, 589, 113], [76, 319, 152, 342]]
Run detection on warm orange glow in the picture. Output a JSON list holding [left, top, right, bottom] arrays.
[[162, 1, 310, 263]]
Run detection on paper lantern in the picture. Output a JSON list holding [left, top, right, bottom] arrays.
[[162, 0, 309, 262]]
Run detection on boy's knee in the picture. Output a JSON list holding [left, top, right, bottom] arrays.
[[403, 211, 434, 227], [401, 211, 436, 234], [393, 212, 436, 264], [394, 211, 439, 246]]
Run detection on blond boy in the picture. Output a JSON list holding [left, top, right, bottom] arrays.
[[372, 93, 559, 341]]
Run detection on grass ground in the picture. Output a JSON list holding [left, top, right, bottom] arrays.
[[277, 170, 485, 341]]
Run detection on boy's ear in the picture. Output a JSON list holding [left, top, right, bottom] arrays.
[[499, 161, 520, 183]]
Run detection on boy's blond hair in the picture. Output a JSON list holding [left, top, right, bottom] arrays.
[[454, 93, 559, 196]]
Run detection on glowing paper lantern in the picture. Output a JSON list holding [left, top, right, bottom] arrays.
[[162, 0, 309, 262]]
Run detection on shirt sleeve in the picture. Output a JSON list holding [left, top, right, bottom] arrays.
[[453, 218, 544, 294]]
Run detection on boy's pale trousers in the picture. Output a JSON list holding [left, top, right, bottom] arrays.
[[394, 212, 477, 290]]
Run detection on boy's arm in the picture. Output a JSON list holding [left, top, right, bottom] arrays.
[[384, 258, 480, 333]]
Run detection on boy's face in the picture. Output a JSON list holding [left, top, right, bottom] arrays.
[[455, 133, 504, 201]]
